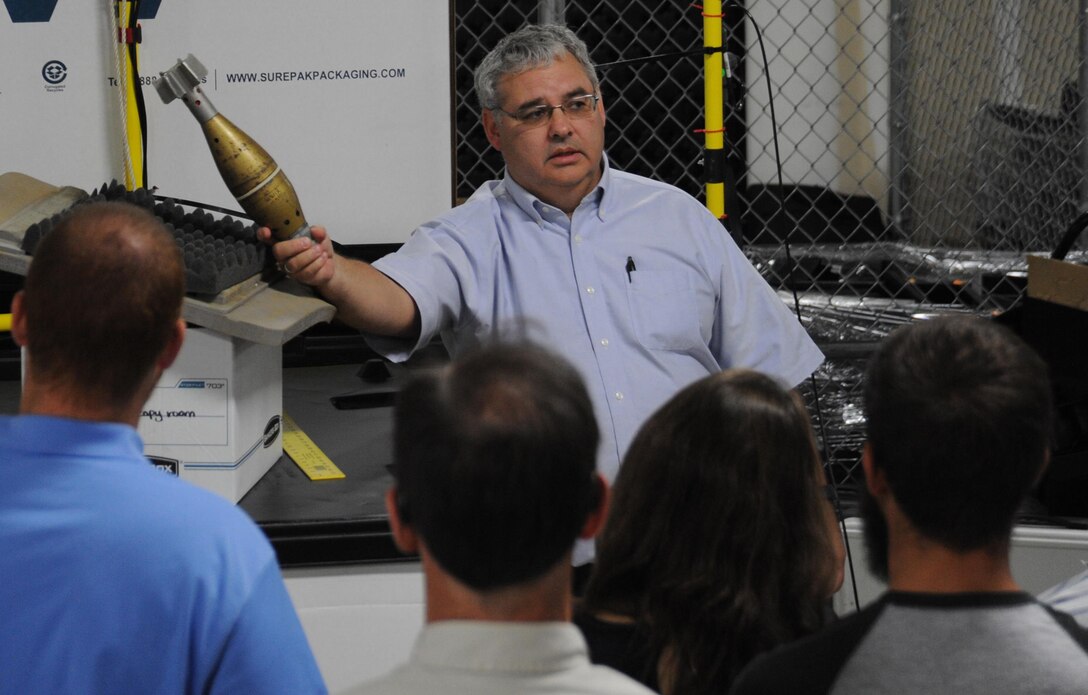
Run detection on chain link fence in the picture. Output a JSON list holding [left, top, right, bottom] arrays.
[[454, 1, 1088, 508]]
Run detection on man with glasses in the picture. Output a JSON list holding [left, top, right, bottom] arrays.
[[263, 24, 822, 565]]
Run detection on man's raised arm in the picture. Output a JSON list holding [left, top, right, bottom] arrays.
[[258, 226, 419, 338]]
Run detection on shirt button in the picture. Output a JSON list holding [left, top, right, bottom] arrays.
[[600, 338, 609, 347], [586, 286, 596, 295], [574, 234, 584, 244], [614, 392, 624, 401]]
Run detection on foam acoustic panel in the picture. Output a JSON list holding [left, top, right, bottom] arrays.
[[20, 181, 269, 296]]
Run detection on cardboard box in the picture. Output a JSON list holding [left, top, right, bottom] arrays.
[[1028, 255, 1088, 311], [138, 327, 282, 502]]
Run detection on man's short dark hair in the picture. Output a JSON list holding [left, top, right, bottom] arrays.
[[864, 316, 1052, 551], [393, 343, 599, 591], [23, 201, 184, 409]]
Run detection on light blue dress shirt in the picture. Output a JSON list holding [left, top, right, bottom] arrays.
[[370, 160, 824, 560], [1040, 568, 1088, 627]]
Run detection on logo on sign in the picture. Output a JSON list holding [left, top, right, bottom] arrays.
[[148, 455, 180, 476], [4, 0, 162, 23], [42, 60, 66, 84], [263, 415, 281, 448], [177, 379, 224, 389]]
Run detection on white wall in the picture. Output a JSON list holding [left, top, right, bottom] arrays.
[[284, 563, 425, 695], [746, 0, 891, 211]]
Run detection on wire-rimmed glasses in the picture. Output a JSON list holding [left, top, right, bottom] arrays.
[[493, 94, 600, 128]]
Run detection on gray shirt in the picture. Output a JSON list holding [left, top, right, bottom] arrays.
[[730, 591, 1088, 695]]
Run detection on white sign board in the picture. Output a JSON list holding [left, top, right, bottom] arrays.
[[0, 0, 453, 244]]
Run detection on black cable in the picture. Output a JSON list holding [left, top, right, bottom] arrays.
[[595, 47, 716, 71], [592, 6, 862, 610], [1052, 210, 1088, 260], [731, 2, 862, 611], [126, 0, 149, 187], [150, 192, 251, 220]]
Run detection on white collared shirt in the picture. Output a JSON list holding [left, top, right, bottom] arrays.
[[344, 621, 655, 695]]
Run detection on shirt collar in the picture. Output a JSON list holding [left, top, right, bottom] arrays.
[[883, 590, 1036, 608], [5, 414, 145, 461], [411, 621, 591, 674], [496, 153, 612, 225]]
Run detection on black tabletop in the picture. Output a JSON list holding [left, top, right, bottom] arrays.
[[239, 363, 411, 568]]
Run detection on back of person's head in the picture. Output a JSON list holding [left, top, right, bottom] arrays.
[[583, 369, 835, 695], [864, 316, 1052, 552], [393, 342, 600, 591], [22, 201, 184, 409], [474, 23, 600, 110]]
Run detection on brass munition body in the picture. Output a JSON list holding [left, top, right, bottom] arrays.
[[156, 55, 310, 241]]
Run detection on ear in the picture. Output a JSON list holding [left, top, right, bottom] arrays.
[[482, 108, 503, 152], [157, 319, 186, 371], [578, 473, 610, 540], [597, 93, 606, 127], [861, 442, 889, 499], [10, 291, 27, 348], [385, 487, 420, 554]]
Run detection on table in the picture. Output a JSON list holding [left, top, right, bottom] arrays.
[[240, 362, 410, 567]]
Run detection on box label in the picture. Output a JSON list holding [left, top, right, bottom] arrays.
[[147, 456, 180, 476], [140, 378, 229, 445]]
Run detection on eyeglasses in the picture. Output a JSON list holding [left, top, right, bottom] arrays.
[[494, 94, 600, 128]]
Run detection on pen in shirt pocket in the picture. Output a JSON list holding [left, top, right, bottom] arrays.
[[625, 256, 636, 283]]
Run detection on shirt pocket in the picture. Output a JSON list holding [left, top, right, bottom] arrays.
[[625, 270, 703, 351]]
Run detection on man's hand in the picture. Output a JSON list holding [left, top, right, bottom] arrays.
[[256, 224, 419, 337], [257, 225, 336, 289]]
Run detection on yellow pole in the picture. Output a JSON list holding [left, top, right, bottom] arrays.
[[703, 0, 725, 219], [118, 1, 144, 190], [125, 54, 145, 189]]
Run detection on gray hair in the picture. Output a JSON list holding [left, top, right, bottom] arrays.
[[474, 24, 600, 111]]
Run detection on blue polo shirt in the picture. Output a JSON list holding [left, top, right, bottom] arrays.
[[0, 415, 326, 694]]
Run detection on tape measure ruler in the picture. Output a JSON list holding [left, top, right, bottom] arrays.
[[282, 413, 346, 481]]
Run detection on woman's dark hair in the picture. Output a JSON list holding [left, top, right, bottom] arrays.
[[582, 369, 835, 695]]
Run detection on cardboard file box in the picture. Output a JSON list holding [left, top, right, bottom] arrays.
[[1027, 255, 1088, 311], [138, 328, 283, 503]]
